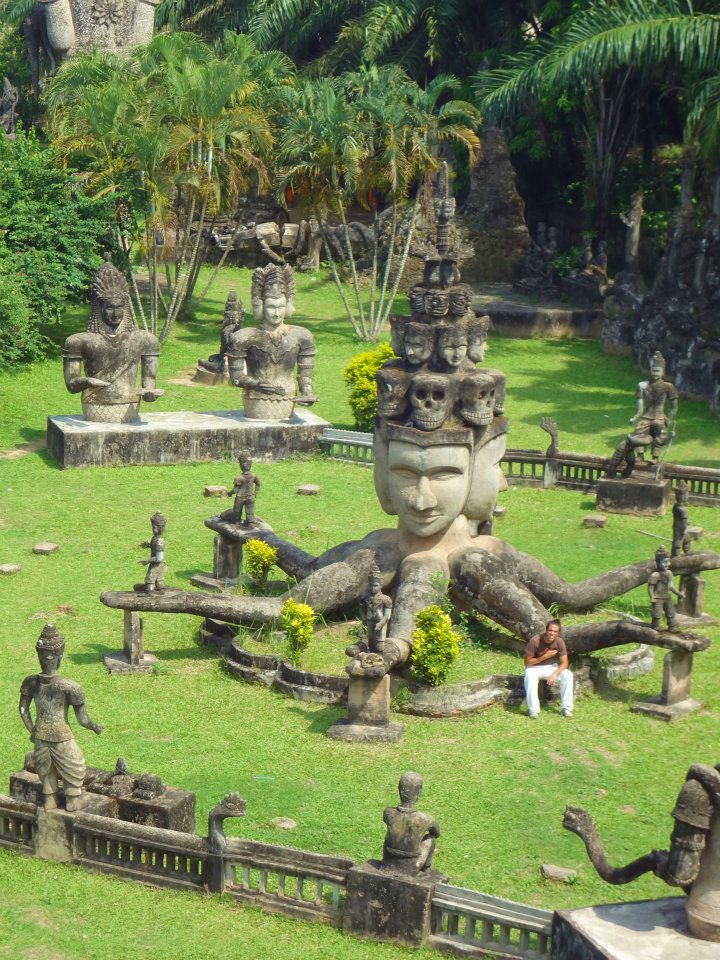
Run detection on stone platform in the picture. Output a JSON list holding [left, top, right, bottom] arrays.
[[471, 283, 602, 339], [596, 476, 672, 517], [553, 897, 720, 959], [47, 408, 330, 468]]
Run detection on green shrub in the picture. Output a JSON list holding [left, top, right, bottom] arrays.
[[281, 598, 316, 667], [343, 342, 395, 430], [410, 604, 462, 686], [0, 259, 48, 368], [244, 539, 278, 585]]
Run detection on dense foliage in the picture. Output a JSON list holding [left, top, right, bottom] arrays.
[[343, 342, 395, 429], [410, 604, 462, 686], [0, 129, 114, 326], [0, 261, 47, 368], [244, 538, 278, 584], [280, 598, 316, 667]]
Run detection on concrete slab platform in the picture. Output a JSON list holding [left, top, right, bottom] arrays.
[[553, 897, 720, 959], [47, 407, 330, 467]]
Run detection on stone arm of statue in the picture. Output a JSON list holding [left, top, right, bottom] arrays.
[[296, 355, 318, 403], [227, 355, 282, 394], [18, 694, 34, 739], [630, 389, 645, 424], [667, 397, 679, 422], [63, 357, 109, 392], [73, 703, 104, 735], [139, 354, 163, 402]]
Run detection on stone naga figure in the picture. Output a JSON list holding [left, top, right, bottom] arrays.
[[563, 762, 720, 942], [18, 624, 103, 812], [648, 546, 684, 630], [606, 350, 679, 478], [381, 772, 440, 875], [227, 264, 318, 420], [63, 254, 163, 423]]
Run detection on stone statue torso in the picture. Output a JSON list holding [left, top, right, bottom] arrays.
[[230, 325, 316, 397], [648, 569, 673, 600], [20, 674, 84, 742], [383, 806, 438, 857], [63, 328, 160, 404], [639, 378, 678, 423], [233, 474, 256, 500]]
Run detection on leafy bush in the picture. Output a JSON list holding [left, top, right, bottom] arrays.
[[410, 604, 462, 686], [0, 260, 48, 369], [244, 539, 278, 585], [343, 342, 395, 430], [0, 129, 115, 325], [281, 598, 316, 667]]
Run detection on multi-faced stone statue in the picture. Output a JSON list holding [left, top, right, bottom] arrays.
[[458, 372, 496, 428], [436, 324, 469, 374], [63, 254, 163, 423], [18, 624, 103, 811], [408, 372, 454, 432], [196, 289, 244, 379], [403, 322, 434, 369], [376, 366, 411, 421], [227, 264, 317, 420]]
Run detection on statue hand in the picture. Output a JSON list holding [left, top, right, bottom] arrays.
[[139, 388, 163, 402], [92, 723, 104, 735], [83, 377, 111, 389], [345, 651, 387, 679]]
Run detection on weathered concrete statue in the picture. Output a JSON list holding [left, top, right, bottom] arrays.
[[381, 772, 440, 875], [221, 451, 260, 526], [19, 624, 103, 811], [672, 480, 691, 557], [63, 254, 163, 423], [227, 264, 318, 420], [135, 512, 166, 593], [564, 762, 720, 942], [346, 565, 392, 663], [606, 350, 679, 478], [0, 77, 19, 139], [648, 546, 683, 630], [195, 289, 244, 383]]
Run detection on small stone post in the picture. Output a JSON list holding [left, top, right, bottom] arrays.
[[213, 535, 241, 584], [103, 611, 159, 674], [326, 675, 403, 742], [632, 644, 704, 720]]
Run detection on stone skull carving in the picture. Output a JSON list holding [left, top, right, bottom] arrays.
[[409, 372, 454, 431], [459, 372, 496, 427], [376, 366, 411, 419]]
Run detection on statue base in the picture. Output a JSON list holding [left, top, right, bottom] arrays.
[[103, 651, 160, 674], [553, 897, 720, 959], [631, 647, 704, 721], [47, 408, 329, 468], [596, 476, 672, 516], [192, 364, 229, 385], [325, 720, 404, 742], [326, 674, 404, 742]]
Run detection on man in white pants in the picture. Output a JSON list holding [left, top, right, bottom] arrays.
[[524, 619, 574, 718]]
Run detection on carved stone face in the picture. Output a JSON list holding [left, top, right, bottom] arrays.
[[424, 290, 450, 320], [404, 325, 433, 367], [376, 367, 411, 419], [449, 287, 472, 316], [100, 299, 126, 331], [262, 293, 287, 329], [386, 440, 470, 537], [459, 372, 495, 427], [389, 316, 405, 356], [437, 327, 468, 371], [650, 359, 665, 381], [408, 286, 426, 315], [409, 372, 453, 431], [467, 316, 489, 363]]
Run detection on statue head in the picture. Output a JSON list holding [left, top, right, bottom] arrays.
[[223, 289, 243, 328], [655, 545, 670, 570], [666, 776, 714, 886], [404, 322, 434, 368], [376, 366, 411, 420], [458, 372, 495, 427], [467, 314, 490, 363], [675, 479, 688, 503], [409, 372, 454, 431], [408, 286, 426, 316], [436, 324, 468, 372], [238, 449, 252, 471], [650, 350, 666, 380], [150, 511, 166, 536], [251, 264, 296, 329], [90, 254, 133, 335], [449, 284, 473, 318], [398, 771, 423, 807], [424, 289, 450, 320], [36, 623, 65, 674], [368, 563, 382, 596]]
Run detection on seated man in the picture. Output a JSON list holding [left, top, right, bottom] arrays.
[[524, 619, 574, 719]]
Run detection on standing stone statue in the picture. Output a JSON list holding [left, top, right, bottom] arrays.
[[347, 565, 393, 667], [381, 772, 440, 875], [63, 254, 163, 423], [135, 512, 167, 593], [18, 624, 103, 811], [222, 451, 260, 526], [648, 546, 683, 630], [0, 77, 19, 139], [227, 264, 318, 420], [672, 480, 691, 557], [194, 289, 244, 383], [605, 351, 679, 478]]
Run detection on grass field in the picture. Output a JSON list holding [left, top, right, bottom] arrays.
[[0, 267, 719, 960]]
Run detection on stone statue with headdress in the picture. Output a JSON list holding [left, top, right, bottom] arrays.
[[62, 254, 163, 422], [226, 264, 317, 420]]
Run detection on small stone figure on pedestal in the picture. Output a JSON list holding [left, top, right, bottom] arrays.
[[347, 566, 392, 665], [19, 625, 103, 811], [221, 452, 260, 526], [135, 512, 166, 593], [672, 480, 691, 557], [648, 547, 683, 631], [381, 772, 440, 875]]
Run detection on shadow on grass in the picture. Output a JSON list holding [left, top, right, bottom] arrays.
[[68, 640, 218, 665], [285, 702, 346, 734]]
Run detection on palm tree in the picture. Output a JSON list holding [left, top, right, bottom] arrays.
[[474, 0, 720, 235], [47, 32, 281, 340], [275, 66, 480, 340]]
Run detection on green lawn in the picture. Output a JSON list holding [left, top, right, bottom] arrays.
[[1, 267, 719, 960]]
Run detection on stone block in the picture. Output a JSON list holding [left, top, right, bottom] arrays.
[[270, 817, 297, 831], [348, 674, 391, 726], [596, 476, 672, 517], [343, 861, 440, 947], [0, 563, 20, 574], [103, 651, 159, 675], [541, 863, 577, 883], [32, 543, 59, 555], [552, 897, 720, 960], [583, 513, 607, 528], [213, 534, 241, 583], [297, 484, 320, 496], [204, 485, 229, 497], [46, 408, 330, 468]]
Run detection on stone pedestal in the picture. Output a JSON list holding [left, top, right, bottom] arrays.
[[47, 408, 329, 468], [552, 897, 720, 959], [596, 476, 672, 517], [676, 574, 717, 627], [632, 647, 703, 721], [343, 861, 442, 947], [326, 675, 403, 742], [191, 532, 242, 591], [103, 611, 159, 674]]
